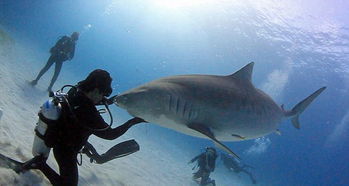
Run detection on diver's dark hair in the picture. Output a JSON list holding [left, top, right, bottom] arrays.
[[77, 69, 112, 96]]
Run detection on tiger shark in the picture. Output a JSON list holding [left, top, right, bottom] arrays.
[[114, 62, 326, 158]]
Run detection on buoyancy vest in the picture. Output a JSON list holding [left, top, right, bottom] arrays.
[[50, 36, 74, 56]]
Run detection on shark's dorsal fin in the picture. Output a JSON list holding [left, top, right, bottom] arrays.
[[228, 62, 254, 81]]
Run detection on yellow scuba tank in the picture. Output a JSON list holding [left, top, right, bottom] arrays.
[[32, 98, 62, 158]]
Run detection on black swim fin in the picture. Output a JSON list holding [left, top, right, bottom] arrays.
[[0, 153, 24, 174], [84, 139, 140, 164]]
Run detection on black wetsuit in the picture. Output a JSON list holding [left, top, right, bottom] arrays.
[[36, 90, 141, 186], [191, 151, 217, 185], [33, 36, 76, 91]]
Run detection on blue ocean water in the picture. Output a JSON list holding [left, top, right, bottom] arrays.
[[1, 0, 348, 185]]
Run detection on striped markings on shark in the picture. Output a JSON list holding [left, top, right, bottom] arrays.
[[114, 62, 326, 159]]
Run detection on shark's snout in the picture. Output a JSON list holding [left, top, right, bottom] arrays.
[[114, 94, 128, 107]]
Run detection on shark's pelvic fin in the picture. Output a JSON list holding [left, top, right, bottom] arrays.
[[228, 62, 254, 81], [275, 129, 282, 135], [231, 134, 246, 140], [284, 87, 326, 129], [187, 123, 240, 159]]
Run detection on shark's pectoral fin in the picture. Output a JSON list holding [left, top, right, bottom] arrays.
[[187, 123, 240, 159]]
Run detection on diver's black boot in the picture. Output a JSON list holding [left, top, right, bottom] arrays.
[[22, 155, 46, 171], [0, 153, 25, 174]]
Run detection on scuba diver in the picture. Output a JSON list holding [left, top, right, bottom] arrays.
[[18, 69, 146, 186], [220, 153, 257, 184], [188, 147, 218, 186], [30, 32, 79, 92]]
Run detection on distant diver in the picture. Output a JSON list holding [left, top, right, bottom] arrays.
[[0, 69, 147, 186], [220, 153, 257, 184], [189, 147, 218, 186], [30, 31, 79, 92]]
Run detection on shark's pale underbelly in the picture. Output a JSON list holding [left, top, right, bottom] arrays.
[[141, 110, 283, 142]]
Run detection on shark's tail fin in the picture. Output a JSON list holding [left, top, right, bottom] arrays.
[[284, 87, 326, 129]]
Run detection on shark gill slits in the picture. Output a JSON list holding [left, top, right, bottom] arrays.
[[188, 103, 198, 120], [176, 97, 180, 114], [188, 104, 194, 120], [192, 109, 198, 120], [182, 101, 187, 118], [168, 94, 172, 111], [187, 103, 195, 120], [189, 104, 195, 120], [169, 95, 176, 112], [188, 109, 192, 120]]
